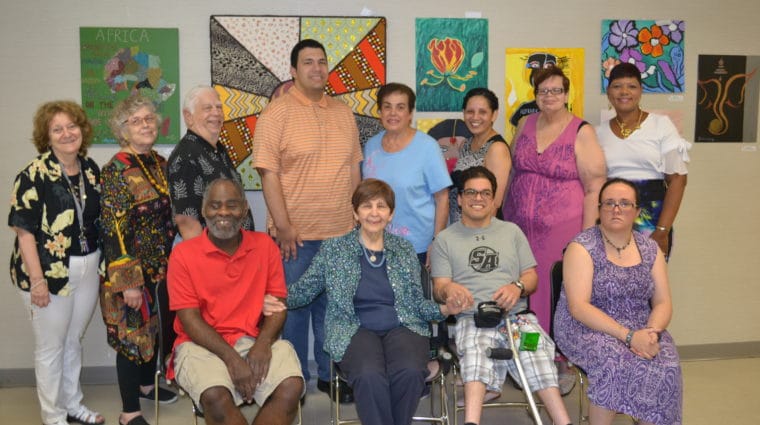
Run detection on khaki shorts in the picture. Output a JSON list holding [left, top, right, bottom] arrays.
[[174, 337, 304, 407]]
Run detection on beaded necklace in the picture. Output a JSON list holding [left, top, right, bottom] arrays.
[[601, 229, 632, 258], [615, 109, 643, 139], [128, 146, 170, 196]]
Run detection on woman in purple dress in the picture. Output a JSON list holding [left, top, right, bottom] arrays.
[[554, 178, 682, 424], [503, 67, 606, 335]]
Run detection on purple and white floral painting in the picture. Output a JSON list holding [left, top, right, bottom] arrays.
[[601, 19, 685, 93]]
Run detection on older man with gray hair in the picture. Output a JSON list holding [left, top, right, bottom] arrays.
[[168, 85, 254, 241]]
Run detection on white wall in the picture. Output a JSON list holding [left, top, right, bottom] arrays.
[[1, 0, 758, 369]]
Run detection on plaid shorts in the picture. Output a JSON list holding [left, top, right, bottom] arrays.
[[454, 313, 558, 393]]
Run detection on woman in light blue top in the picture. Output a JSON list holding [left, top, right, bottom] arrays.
[[362, 83, 452, 266]]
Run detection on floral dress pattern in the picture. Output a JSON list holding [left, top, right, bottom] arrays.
[[9, 151, 101, 295], [99, 151, 175, 363]]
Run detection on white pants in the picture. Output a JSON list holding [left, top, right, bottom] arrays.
[[19, 250, 100, 424]]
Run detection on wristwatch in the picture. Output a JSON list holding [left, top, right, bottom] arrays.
[[511, 280, 525, 296]]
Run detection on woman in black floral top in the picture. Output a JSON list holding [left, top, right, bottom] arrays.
[[8, 101, 104, 425], [100, 95, 177, 425]]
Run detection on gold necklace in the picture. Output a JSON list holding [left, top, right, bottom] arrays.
[[128, 147, 169, 196], [615, 109, 643, 139]]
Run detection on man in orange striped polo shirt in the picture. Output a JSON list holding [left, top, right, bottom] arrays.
[[253, 39, 362, 404]]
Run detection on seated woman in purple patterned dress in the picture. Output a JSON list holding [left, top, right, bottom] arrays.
[[554, 178, 682, 425]]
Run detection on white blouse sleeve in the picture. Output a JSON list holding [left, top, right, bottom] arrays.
[[658, 115, 691, 175]]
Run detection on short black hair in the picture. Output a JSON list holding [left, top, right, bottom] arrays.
[[608, 62, 643, 86], [462, 87, 499, 111], [460, 166, 497, 194], [290, 39, 327, 68]]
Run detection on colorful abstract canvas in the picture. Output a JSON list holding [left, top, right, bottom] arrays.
[[80, 27, 180, 145], [695, 55, 760, 142], [504, 48, 585, 137], [210, 16, 386, 189], [600, 20, 685, 93], [415, 18, 488, 112]]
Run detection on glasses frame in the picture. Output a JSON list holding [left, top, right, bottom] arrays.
[[123, 114, 157, 127], [535, 87, 565, 97], [599, 199, 638, 211], [460, 188, 494, 200]]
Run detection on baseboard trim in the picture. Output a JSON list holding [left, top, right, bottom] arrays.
[[1, 366, 117, 388], [677, 341, 760, 361], [2, 342, 758, 387]]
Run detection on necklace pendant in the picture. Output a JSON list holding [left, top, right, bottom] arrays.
[[369, 254, 377, 262]]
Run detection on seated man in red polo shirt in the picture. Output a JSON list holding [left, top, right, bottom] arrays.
[[168, 177, 304, 425]]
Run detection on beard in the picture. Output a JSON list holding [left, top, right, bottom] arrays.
[[206, 216, 244, 240]]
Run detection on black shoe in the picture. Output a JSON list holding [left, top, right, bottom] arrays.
[[139, 386, 178, 404], [317, 378, 354, 404]]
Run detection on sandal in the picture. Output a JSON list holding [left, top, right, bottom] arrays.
[[67, 405, 105, 425], [119, 415, 150, 425]]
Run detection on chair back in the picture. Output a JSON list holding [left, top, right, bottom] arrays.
[[549, 260, 563, 339]]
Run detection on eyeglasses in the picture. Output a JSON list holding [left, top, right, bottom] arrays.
[[535, 87, 565, 97], [461, 188, 494, 200], [124, 114, 157, 127], [599, 199, 637, 211]]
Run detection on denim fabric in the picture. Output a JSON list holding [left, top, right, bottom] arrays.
[[282, 240, 329, 382]]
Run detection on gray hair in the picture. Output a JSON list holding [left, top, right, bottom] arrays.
[[201, 177, 247, 210], [183, 85, 218, 115], [109, 95, 158, 147]]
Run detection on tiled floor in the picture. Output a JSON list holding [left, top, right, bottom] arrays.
[[1, 357, 757, 424]]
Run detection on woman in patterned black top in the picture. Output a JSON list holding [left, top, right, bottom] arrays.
[[448, 88, 511, 223], [8, 101, 104, 425], [100, 95, 177, 425]]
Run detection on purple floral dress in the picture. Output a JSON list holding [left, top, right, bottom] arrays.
[[554, 227, 682, 424], [503, 113, 585, 330]]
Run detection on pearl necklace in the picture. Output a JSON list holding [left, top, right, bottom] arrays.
[[601, 229, 632, 258], [128, 147, 170, 196], [615, 109, 643, 139]]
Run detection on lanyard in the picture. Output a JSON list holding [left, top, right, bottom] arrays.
[[60, 159, 89, 253]]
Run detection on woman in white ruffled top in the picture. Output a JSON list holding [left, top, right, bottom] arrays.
[[597, 62, 691, 258]]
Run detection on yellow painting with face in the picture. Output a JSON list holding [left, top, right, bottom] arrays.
[[504, 48, 585, 139]]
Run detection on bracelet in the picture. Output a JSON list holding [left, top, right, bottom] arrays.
[[655, 225, 669, 232], [30, 278, 47, 290], [624, 329, 635, 348]]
